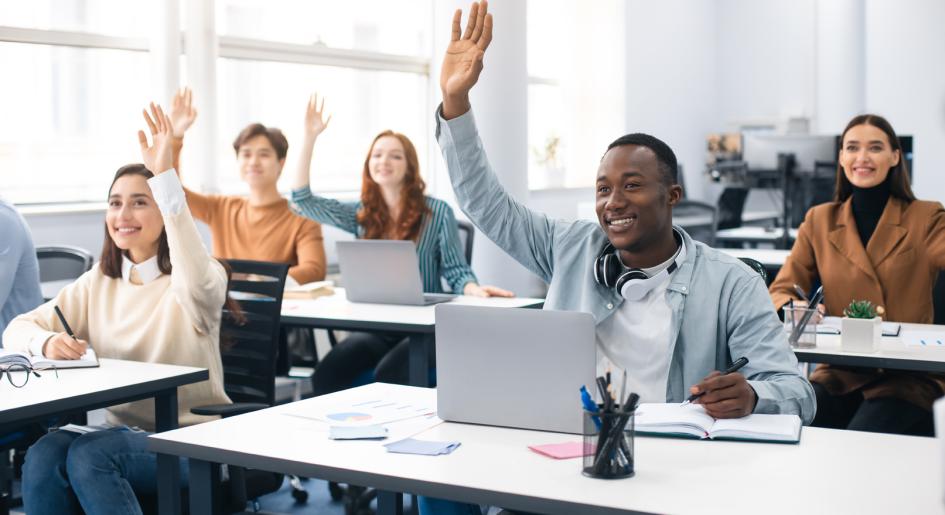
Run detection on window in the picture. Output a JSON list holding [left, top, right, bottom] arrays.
[[213, 58, 429, 194], [526, 0, 625, 189], [0, 2, 152, 204]]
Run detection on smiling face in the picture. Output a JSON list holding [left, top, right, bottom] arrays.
[[237, 134, 284, 189], [839, 124, 900, 189], [595, 144, 681, 255], [367, 135, 409, 189], [106, 174, 164, 263]]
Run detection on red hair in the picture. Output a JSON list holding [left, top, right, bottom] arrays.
[[357, 130, 430, 241]]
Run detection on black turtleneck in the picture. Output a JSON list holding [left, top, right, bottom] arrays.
[[850, 176, 891, 247]]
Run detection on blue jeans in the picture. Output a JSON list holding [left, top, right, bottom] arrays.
[[418, 497, 482, 515], [22, 426, 189, 515]]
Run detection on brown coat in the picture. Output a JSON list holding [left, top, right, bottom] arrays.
[[770, 196, 945, 410]]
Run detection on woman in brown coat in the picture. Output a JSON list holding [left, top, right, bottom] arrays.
[[770, 114, 945, 436]]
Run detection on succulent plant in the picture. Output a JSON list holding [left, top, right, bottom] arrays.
[[843, 300, 877, 319]]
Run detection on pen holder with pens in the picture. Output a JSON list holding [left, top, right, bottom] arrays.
[[783, 306, 818, 349], [582, 405, 635, 479]]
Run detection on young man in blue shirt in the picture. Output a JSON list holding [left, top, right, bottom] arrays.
[[0, 197, 43, 347], [422, 2, 816, 513]]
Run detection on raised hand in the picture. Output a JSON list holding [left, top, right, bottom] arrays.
[[440, 0, 493, 119], [137, 103, 174, 175], [169, 87, 198, 138], [303, 93, 332, 140]]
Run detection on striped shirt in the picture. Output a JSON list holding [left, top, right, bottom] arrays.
[[290, 187, 477, 294]]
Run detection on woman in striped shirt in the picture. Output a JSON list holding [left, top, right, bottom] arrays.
[[290, 94, 512, 393]]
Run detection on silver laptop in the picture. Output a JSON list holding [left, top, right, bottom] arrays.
[[435, 305, 597, 434], [336, 240, 456, 306]]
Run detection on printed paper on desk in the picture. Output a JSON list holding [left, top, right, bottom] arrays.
[[297, 391, 436, 427], [903, 331, 945, 347]]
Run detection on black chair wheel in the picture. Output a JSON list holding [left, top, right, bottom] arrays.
[[292, 487, 309, 503], [328, 481, 345, 501]]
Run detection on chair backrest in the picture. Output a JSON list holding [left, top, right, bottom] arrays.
[[674, 200, 719, 247], [738, 257, 770, 286], [716, 187, 749, 230], [456, 220, 475, 264], [35, 245, 94, 282], [934, 272, 945, 325], [220, 259, 289, 407]]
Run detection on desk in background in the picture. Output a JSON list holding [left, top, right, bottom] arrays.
[[151, 383, 942, 515], [0, 359, 208, 514], [280, 289, 544, 387], [716, 226, 799, 249], [796, 323, 945, 373]]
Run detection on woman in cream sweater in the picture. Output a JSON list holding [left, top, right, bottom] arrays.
[[2, 104, 232, 514]]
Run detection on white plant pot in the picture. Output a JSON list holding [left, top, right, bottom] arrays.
[[841, 316, 881, 353]]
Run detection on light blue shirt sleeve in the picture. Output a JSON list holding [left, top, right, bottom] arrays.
[[0, 201, 43, 348], [436, 107, 560, 283]]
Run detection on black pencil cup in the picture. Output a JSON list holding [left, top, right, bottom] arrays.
[[582, 406, 635, 479]]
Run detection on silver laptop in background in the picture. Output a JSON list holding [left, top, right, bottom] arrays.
[[435, 305, 597, 434], [336, 240, 456, 306]]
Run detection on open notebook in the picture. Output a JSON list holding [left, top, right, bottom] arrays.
[[816, 316, 901, 337], [0, 348, 99, 370], [634, 403, 802, 443]]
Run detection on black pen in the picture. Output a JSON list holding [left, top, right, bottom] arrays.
[[54, 305, 93, 356], [681, 357, 749, 406]]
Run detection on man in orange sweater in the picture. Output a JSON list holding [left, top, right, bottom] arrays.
[[166, 88, 327, 285]]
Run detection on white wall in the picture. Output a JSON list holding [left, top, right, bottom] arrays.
[[624, 0, 719, 201], [864, 0, 945, 205]]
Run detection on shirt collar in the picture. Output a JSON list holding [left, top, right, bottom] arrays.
[[121, 254, 163, 284]]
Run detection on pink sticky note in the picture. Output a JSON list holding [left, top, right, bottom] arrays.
[[528, 441, 588, 460]]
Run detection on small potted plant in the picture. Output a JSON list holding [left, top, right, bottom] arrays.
[[841, 300, 882, 353]]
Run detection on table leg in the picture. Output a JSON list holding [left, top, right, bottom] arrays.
[[378, 490, 404, 515], [188, 459, 219, 514], [155, 389, 181, 515], [408, 333, 434, 387]]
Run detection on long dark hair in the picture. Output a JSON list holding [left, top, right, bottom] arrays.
[[100, 164, 244, 345], [356, 130, 430, 241], [834, 114, 916, 203]]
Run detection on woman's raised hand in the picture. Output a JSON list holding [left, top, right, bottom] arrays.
[[138, 103, 174, 175], [303, 93, 332, 140]]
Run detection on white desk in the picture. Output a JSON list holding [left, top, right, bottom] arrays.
[[280, 289, 544, 386], [717, 226, 799, 248], [796, 323, 945, 373], [151, 383, 943, 515], [0, 359, 208, 514]]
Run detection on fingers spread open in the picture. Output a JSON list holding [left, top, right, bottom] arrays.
[[137, 130, 149, 151], [471, 0, 488, 42], [142, 108, 158, 135]]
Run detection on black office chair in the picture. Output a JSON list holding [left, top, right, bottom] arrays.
[[456, 220, 475, 264], [716, 187, 749, 231], [36, 245, 95, 301], [934, 273, 945, 325], [738, 257, 769, 285], [674, 200, 719, 247], [141, 259, 305, 514]]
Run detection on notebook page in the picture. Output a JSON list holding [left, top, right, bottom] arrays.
[[709, 413, 801, 442], [634, 403, 716, 438]]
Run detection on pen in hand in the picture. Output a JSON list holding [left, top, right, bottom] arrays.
[[53, 305, 92, 360], [680, 357, 749, 406]]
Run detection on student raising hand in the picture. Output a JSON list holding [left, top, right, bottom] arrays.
[[440, 0, 493, 119], [138, 102, 175, 175], [303, 92, 332, 141], [169, 87, 198, 138]]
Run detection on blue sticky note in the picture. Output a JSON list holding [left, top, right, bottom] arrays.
[[384, 438, 461, 455], [328, 425, 388, 440]]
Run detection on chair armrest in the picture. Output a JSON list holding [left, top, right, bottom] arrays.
[[190, 402, 269, 418]]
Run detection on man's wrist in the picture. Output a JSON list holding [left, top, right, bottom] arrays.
[[441, 94, 471, 120]]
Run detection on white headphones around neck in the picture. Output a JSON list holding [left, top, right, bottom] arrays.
[[593, 231, 683, 301]]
